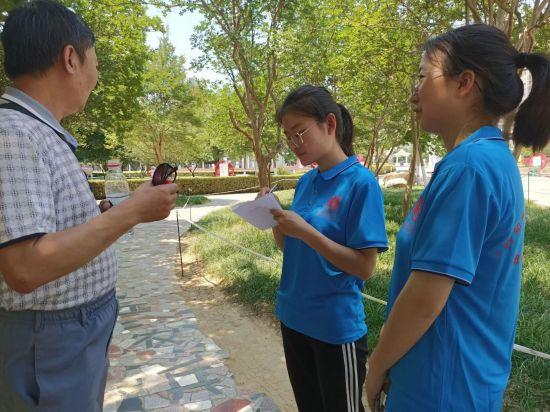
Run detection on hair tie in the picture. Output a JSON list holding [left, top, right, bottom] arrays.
[[515, 52, 529, 68]]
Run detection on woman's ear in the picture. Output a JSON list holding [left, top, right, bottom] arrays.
[[326, 113, 337, 136], [456, 69, 477, 97]]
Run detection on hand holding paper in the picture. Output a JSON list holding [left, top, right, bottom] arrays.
[[270, 209, 313, 239], [231, 193, 282, 230]]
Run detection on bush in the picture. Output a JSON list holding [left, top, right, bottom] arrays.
[[88, 175, 299, 199], [124, 171, 147, 178], [177, 171, 256, 177], [179, 171, 215, 177], [371, 164, 396, 175], [91, 172, 105, 179], [90, 171, 147, 179], [177, 194, 209, 207]]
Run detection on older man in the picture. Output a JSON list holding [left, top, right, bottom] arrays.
[[0, 1, 178, 410]]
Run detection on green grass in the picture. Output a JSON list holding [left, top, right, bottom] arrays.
[[176, 194, 209, 207], [188, 189, 549, 411]]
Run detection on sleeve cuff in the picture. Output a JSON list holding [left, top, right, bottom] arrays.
[[0, 233, 47, 249], [411, 259, 473, 285], [352, 241, 389, 253]]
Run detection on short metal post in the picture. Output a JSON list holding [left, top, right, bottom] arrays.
[[527, 170, 530, 204], [188, 188, 193, 221]]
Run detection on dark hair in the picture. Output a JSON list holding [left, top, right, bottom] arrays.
[[423, 24, 550, 151], [276, 85, 355, 156], [1, 0, 95, 79]]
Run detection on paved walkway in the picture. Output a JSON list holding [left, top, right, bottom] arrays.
[[103, 194, 279, 412]]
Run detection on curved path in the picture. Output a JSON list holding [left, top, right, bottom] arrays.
[[104, 194, 280, 412]]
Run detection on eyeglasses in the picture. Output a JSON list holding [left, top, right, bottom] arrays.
[[285, 124, 314, 149], [413, 73, 445, 94], [152, 163, 178, 186], [413, 72, 481, 95]]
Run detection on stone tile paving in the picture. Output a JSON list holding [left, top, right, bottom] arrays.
[[104, 194, 280, 412]]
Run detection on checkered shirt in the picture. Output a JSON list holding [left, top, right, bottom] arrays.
[[0, 94, 117, 310]]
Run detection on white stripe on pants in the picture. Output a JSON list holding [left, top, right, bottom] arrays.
[[342, 342, 359, 412]]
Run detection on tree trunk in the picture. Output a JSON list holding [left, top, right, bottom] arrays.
[[365, 128, 378, 169], [256, 155, 271, 189], [374, 145, 397, 176], [403, 112, 419, 219], [154, 144, 163, 165], [154, 135, 164, 165], [184, 163, 197, 177], [513, 143, 523, 160]]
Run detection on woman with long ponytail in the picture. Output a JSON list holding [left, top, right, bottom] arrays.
[[257, 85, 388, 411], [365, 24, 550, 411]]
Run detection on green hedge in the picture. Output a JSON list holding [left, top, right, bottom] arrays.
[[91, 171, 147, 179], [369, 164, 396, 175], [181, 171, 258, 177], [90, 170, 260, 179], [88, 175, 298, 199]]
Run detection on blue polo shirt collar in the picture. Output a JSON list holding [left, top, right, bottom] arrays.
[[457, 125, 504, 149], [433, 126, 504, 173], [318, 155, 359, 181]]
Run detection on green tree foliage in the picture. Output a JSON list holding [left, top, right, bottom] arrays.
[[279, 0, 459, 170], [0, 0, 26, 93], [166, 0, 287, 187], [62, 0, 161, 158], [125, 34, 202, 165], [201, 85, 252, 159], [0, 0, 160, 165]]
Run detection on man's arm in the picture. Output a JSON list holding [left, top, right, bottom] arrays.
[[0, 183, 178, 293]]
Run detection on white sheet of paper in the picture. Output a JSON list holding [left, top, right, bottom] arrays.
[[231, 193, 282, 230]]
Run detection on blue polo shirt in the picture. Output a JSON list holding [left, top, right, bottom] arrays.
[[385, 126, 525, 411], [276, 156, 388, 344]]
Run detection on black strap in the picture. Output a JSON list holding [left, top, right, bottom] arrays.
[[0, 101, 76, 154]]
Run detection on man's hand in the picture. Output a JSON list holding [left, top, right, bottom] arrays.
[[122, 181, 178, 224], [98, 199, 112, 213]]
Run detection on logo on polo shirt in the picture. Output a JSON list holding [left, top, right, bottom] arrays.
[[315, 195, 342, 219], [403, 195, 424, 232], [412, 196, 424, 222], [327, 196, 341, 212]]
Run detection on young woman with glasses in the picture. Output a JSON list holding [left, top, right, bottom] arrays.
[[258, 85, 388, 411], [365, 24, 550, 411]]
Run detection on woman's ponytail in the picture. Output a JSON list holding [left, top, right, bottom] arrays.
[[337, 103, 355, 156], [513, 52, 550, 152]]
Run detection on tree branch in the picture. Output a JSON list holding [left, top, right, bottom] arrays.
[[465, 0, 484, 23], [229, 109, 254, 143], [375, 145, 397, 176]]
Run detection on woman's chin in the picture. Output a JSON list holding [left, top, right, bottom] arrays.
[[298, 156, 313, 166], [418, 117, 440, 135]]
